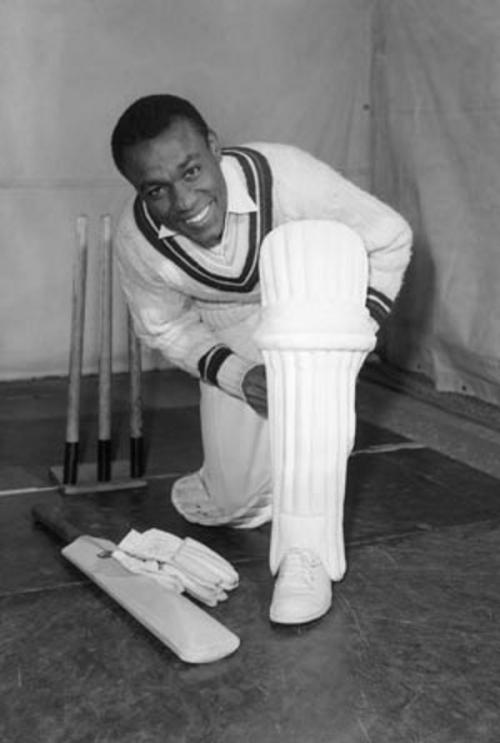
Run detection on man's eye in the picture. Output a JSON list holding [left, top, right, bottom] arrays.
[[184, 165, 201, 181], [147, 186, 166, 200]]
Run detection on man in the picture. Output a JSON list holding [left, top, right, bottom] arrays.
[[111, 94, 412, 625]]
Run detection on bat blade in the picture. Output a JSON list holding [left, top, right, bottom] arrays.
[[32, 504, 240, 663]]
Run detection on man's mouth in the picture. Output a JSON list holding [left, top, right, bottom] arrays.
[[184, 203, 212, 226]]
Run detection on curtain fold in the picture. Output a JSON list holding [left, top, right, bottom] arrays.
[[371, 0, 500, 404]]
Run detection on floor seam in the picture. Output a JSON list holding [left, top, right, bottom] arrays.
[[0, 580, 87, 600]]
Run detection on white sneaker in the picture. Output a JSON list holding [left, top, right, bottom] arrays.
[[270, 549, 332, 624]]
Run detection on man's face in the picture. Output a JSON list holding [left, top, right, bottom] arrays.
[[122, 118, 227, 248]]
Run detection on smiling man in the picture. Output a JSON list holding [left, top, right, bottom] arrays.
[[120, 117, 227, 248], [111, 94, 412, 624]]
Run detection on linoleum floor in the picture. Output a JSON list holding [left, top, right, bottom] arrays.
[[1, 370, 499, 743]]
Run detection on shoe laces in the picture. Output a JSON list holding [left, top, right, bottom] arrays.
[[280, 549, 321, 587]]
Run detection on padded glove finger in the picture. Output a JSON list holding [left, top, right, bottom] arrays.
[[171, 548, 237, 591], [175, 539, 239, 589], [181, 575, 228, 607], [184, 538, 239, 580]]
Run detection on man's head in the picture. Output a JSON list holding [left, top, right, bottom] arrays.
[[111, 95, 227, 248]]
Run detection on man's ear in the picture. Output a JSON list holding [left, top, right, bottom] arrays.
[[207, 130, 222, 160]]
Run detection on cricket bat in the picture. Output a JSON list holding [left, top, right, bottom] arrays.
[[32, 504, 240, 664]]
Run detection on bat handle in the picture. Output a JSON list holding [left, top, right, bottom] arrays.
[[32, 504, 83, 545]]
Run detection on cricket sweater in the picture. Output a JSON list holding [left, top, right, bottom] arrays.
[[114, 142, 412, 401]]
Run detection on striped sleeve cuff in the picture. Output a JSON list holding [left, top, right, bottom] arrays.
[[216, 353, 257, 399], [366, 287, 393, 327], [198, 344, 234, 385], [197, 344, 255, 399]]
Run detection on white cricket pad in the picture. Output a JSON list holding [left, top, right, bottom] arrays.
[[254, 220, 376, 580]]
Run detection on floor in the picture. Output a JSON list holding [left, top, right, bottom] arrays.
[[1, 368, 499, 743]]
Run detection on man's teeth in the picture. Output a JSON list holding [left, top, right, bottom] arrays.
[[186, 204, 210, 224]]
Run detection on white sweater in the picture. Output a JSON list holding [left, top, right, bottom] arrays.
[[115, 142, 412, 400]]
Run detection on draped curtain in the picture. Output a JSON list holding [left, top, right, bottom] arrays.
[[371, 0, 500, 404]]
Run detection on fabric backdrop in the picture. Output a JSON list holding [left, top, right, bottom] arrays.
[[2, 0, 498, 407], [372, 0, 500, 404]]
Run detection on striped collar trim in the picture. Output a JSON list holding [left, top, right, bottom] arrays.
[[133, 146, 272, 293]]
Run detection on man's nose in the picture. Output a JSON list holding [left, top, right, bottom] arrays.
[[173, 182, 196, 212]]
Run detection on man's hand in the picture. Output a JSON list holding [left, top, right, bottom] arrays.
[[242, 364, 268, 417]]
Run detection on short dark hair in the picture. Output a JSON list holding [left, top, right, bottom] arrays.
[[111, 94, 210, 175]]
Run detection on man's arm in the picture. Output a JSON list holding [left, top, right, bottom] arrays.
[[258, 143, 413, 329], [115, 228, 256, 403]]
